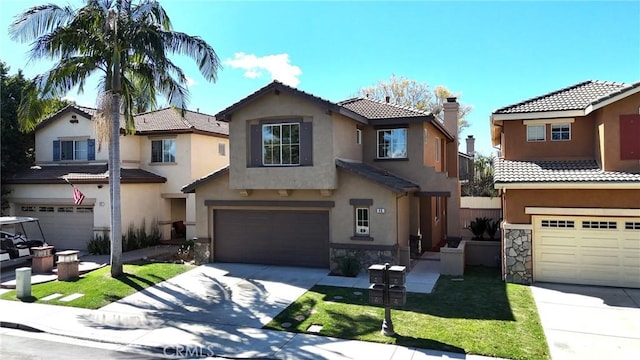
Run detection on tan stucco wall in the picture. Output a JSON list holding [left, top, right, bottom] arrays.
[[228, 92, 337, 190], [594, 91, 640, 172], [504, 189, 640, 224], [192, 169, 403, 248], [120, 134, 141, 167], [333, 115, 363, 162], [190, 133, 229, 179], [35, 113, 105, 163], [502, 118, 596, 161], [422, 123, 444, 171]]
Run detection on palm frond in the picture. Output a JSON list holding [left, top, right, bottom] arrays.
[[9, 4, 76, 43], [161, 30, 221, 82]]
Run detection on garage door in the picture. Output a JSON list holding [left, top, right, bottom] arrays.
[[17, 205, 94, 251], [214, 210, 329, 267], [534, 216, 640, 288]]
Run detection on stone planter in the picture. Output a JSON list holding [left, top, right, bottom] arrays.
[[440, 240, 466, 276], [465, 240, 500, 267]]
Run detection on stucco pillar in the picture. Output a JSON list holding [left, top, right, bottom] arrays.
[[185, 194, 197, 240]]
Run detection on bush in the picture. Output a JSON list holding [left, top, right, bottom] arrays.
[[486, 219, 501, 241], [338, 255, 360, 277], [468, 217, 490, 240], [122, 219, 162, 252], [177, 239, 194, 262], [87, 232, 110, 255]]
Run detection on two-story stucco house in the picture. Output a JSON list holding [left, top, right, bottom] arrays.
[[182, 81, 462, 272], [4, 105, 229, 251], [491, 80, 640, 288]]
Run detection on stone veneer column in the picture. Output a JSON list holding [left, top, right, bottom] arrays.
[[502, 223, 533, 284]]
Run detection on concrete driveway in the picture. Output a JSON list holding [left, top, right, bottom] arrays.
[[531, 283, 640, 360]]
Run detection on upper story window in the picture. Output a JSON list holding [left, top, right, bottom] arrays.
[[356, 128, 362, 145], [151, 139, 176, 163], [218, 143, 226, 156], [551, 123, 571, 141], [53, 139, 95, 161], [263, 123, 300, 166], [435, 137, 441, 162], [527, 124, 546, 142], [377, 128, 407, 159]]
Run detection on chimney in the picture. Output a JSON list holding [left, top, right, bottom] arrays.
[[466, 135, 475, 156], [196, 108, 200, 113], [443, 97, 459, 138], [385, 96, 390, 103]]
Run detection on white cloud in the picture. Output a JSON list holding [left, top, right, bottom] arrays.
[[224, 52, 302, 87], [185, 76, 197, 88]]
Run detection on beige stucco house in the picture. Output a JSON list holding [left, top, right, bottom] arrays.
[[4, 105, 229, 251], [182, 81, 462, 272], [491, 80, 640, 288]]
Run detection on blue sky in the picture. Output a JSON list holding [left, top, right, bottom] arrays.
[[1, 0, 639, 155]]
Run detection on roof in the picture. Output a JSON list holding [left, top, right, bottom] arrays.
[[181, 166, 230, 193], [216, 81, 340, 121], [35, 105, 98, 131], [494, 158, 640, 184], [336, 159, 420, 194], [4, 165, 167, 184], [338, 97, 433, 119], [134, 107, 228, 136], [493, 80, 640, 115]]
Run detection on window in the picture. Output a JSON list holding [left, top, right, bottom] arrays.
[[356, 129, 362, 145], [435, 137, 441, 162], [58, 140, 88, 160], [377, 128, 407, 159], [21, 206, 35, 212], [355, 207, 370, 235], [262, 123, 300, 165], [57, 207, 73, 213], [541, 220, 575, 228], [76, 207, 93, 213], [39, 206, 54, 212], [218, 143, 226, 156], [551, 123, 571, 141], [582, 221, 617, 229], [151, 139, 176, 163], [527, 124, 546, 141]]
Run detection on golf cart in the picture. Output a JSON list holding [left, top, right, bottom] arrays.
[[0, 216, 48, 265]]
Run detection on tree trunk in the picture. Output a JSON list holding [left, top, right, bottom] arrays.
[[110, 91, 123, 277]]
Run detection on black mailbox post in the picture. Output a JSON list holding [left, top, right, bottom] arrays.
[[368, 263, 406, 336]]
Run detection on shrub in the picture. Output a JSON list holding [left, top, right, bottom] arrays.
[[87, 232, 110, 255], [468, 217, 490, 240], [122, 219, 162, 252], [486, 219, 501, 241], [177, 239, 194, 262], [338, 255, 360, 277]]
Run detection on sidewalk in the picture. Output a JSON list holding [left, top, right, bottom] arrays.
[[0, 299, 501, 359]]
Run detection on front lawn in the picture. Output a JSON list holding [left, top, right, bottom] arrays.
[[265, 267, 549, 360], [1, 262, 193, 309]]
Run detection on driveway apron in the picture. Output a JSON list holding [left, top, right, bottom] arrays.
[[531, 283, 640, 360]]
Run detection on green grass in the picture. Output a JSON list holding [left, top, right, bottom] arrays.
[[1, 262, 193, 309], [265, 267, 549, 360]]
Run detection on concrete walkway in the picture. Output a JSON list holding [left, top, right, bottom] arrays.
[[0, 259, 505, 359], [531, 282, 640, 360]]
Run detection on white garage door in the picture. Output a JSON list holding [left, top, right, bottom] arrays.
[[17, 205, 94, 251], [534, 216, 640, 288]]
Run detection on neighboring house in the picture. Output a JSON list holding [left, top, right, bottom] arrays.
[[182, 81, 461, 271], [491, 80, 640, 288], [4, 105, 229, 251]]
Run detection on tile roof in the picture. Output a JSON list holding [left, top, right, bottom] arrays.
[[134, 107, 228, 136], [338, 98, 432, 119], [494, 158, 640, 184], [493, 80, 640, 114], [336, 159, 420, 193], [181, 166, 229, 193], [4, 165, 166, 184]]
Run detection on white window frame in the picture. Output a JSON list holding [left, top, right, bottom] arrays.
[[377, 128, 407, 159], [527, 124, 546, 142], [151, 139, 176, 163], [551, 123, 571, 141], [60, 139, 88, 161], [356, 128, 362, 145], [355, 207, 370, 236], [262, 123, 300, 166]]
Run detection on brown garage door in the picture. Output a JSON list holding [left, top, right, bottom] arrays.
[[214, 210, 329, 267]]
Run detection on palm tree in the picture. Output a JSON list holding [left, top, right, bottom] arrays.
[[9, 0, 221, 276]]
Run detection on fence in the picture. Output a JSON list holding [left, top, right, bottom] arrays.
[[460, 197, 502, 239]]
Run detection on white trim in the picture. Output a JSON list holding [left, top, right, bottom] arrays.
[[492, 110, 585, 121], [523, 118, 575, 125], [526, 207, 640, 217], [526, 124, 546, 142], [587, 85, 640, 114], [502, 222, 533, 230], [495, 182, 640, 190]]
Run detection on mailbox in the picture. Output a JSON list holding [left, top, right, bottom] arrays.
[[388, 285, 406, 306], [368, 264, 386, 284], [388, 266, 406, 286], [369, 284, 385, 305]]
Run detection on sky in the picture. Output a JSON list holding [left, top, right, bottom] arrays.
[[1, 0, 639, 156]]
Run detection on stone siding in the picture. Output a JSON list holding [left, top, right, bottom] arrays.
[[330, 247, 399, 275], [503, 227, 532, 284]]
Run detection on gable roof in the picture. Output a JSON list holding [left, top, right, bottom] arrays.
[[35, 105, 97, 131], [492, 80, 640, 119], [134, 108, 228, 136], [494, 158, 640, 188], [335, 159, 419, 194], [181, 166, 229, 193], [4, 165, 166, 184]]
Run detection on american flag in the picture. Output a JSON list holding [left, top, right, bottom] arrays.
[[73, 187, 85, 205]]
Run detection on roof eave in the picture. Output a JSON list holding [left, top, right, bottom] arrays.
[[491, 109, 585, 121], [181, 166, 230, 193], [495, 181, 640, 189]]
